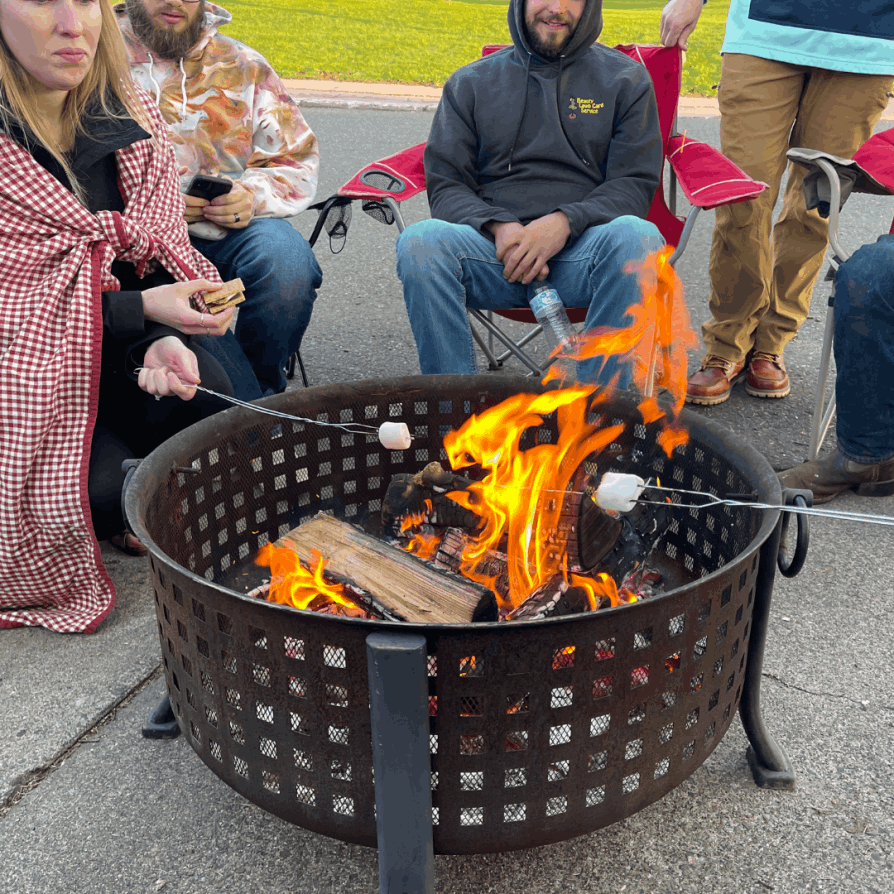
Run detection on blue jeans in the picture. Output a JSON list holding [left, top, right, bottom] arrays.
[[191, 331, 263, 402], [834, 234, 894, 463], [192, 218, 323, 395], [395, 216, 664, 384]]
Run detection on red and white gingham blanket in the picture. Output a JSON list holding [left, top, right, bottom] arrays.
[[0, 92, 221, 633]]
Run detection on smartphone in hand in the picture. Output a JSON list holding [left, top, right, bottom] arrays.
[[186, 174, 233, 201]]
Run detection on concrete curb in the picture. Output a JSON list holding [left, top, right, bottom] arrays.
[[284, 78, 894, 120], [283, 78, 720, 116]]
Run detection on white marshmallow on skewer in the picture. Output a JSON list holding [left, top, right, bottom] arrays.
[[378, 422, 412, 450], [594, 472, 645, 513]]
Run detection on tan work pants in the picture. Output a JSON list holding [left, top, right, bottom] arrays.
[[702, 54, 892, 363]]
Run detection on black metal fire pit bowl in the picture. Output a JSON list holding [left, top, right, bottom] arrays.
[[125, 375, 806, 868]]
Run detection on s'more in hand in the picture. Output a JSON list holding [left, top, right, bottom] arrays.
[[203, 278, 246, 314]]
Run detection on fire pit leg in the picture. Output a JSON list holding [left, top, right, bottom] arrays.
[[141, 694, 181, 739], [366, 633, 435, 894], [739, 518, 796, 790]]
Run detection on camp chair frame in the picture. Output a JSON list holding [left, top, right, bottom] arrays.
[[786, 129, 894, 460]]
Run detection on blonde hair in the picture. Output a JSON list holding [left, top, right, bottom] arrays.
[[0, 0, 151, 203]]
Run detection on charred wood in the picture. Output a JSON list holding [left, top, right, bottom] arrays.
[[382, 462, 482, 536]]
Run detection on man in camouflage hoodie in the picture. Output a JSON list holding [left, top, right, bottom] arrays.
[[117, 0, 322, 395]]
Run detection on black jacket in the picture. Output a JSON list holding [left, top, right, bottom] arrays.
[[424, 0, 662, 240]]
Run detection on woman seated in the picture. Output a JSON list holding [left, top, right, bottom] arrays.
[[0, 0, 261, 632]]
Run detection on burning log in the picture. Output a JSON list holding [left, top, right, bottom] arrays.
[[276, 513, 498, 624], [561, 469, 624, 573], [593, 499, 674, 585], [431, 527, 511, 603], [382, 462, 482, 536], [502, 574, 591, 621]]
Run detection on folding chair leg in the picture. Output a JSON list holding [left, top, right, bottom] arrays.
[[285, 349, 310, 387], [467, 308, 544, 376], [808, 294, 836, 461], [494, 324, 546, 367], [469, 319, 504, 370]]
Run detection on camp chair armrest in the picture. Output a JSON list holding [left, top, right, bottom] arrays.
[[667, 135, 768, 209], [787, 147, 858, 180]]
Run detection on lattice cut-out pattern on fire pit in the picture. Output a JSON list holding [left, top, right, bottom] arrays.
[[134, 376, 776, 854]]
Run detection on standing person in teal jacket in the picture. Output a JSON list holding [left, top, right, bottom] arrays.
[[661, 0, 894, 405], [396, 0, 664, 384]]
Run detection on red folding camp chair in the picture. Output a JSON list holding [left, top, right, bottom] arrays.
[[302, 44, 769, 376], [786, 127, 894, 459]]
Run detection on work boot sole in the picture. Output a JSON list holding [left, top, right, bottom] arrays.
[[745, 383, 790, 399], [686, 368, 746, 406], [686, 390, 734, 406], [808, 479, 894, 505], [855, 479, 894, 498]]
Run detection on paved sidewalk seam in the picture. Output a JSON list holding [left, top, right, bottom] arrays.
[[0, 663, 163, 812]]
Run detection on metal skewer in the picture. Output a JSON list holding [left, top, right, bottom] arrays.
[[634, 484, 894, 527]]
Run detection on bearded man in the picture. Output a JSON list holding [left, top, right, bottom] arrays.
[[395, 0, 664, 382], [117, 0, 322, 395]]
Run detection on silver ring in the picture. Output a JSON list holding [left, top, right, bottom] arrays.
[[154, 395, 162, 401], [234, 212, 240, 222], [201, 313, 205, 325]]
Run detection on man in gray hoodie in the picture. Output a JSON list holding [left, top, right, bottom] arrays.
[[396, 0, 664, 381]]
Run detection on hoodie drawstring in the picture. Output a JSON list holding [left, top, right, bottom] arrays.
[[143, 52, 189, 116], [145, 52, 162, 107], [178, 59, 189, 116]]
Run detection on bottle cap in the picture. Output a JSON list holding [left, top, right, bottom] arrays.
[[378, 422, 412, 450]]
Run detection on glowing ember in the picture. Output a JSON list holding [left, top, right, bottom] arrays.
[[256, 544, 363, 615]]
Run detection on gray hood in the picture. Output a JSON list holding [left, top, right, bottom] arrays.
[[507, 0, 604, 65]]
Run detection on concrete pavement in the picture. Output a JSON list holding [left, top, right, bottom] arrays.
[[1, 98, 893, 894]]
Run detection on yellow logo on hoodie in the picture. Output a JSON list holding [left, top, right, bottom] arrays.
[[572, 97, 604, 114]]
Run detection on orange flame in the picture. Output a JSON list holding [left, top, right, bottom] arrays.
[[256, 544, 361, 613], [444, 386, 625, 608], [258, 249, 694, 621], [569, 571, 625, 609], [564, 244, 698, 457], [399, 499, 441, 560], [438, 248, 695, 612]]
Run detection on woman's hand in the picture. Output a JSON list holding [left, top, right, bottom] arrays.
[[183, 193, 210, 225], [138, 336, 201, 401], [142, 279, 234, 336]]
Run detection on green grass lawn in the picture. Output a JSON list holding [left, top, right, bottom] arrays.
[[221, 0, 729, 96]]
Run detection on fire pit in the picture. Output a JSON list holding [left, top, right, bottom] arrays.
[[125, 375, 804, 856]]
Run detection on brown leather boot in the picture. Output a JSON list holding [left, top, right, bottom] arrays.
[[685, 355, 746, 406], [746, 352, 790, 398], [778, 449, 894, 504]]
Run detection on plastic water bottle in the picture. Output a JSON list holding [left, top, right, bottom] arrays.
[[528, 282, 577, 376]]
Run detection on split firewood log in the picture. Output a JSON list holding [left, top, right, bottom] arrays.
[[502, 573, 591, 621], [277, 512, 498, 624]]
